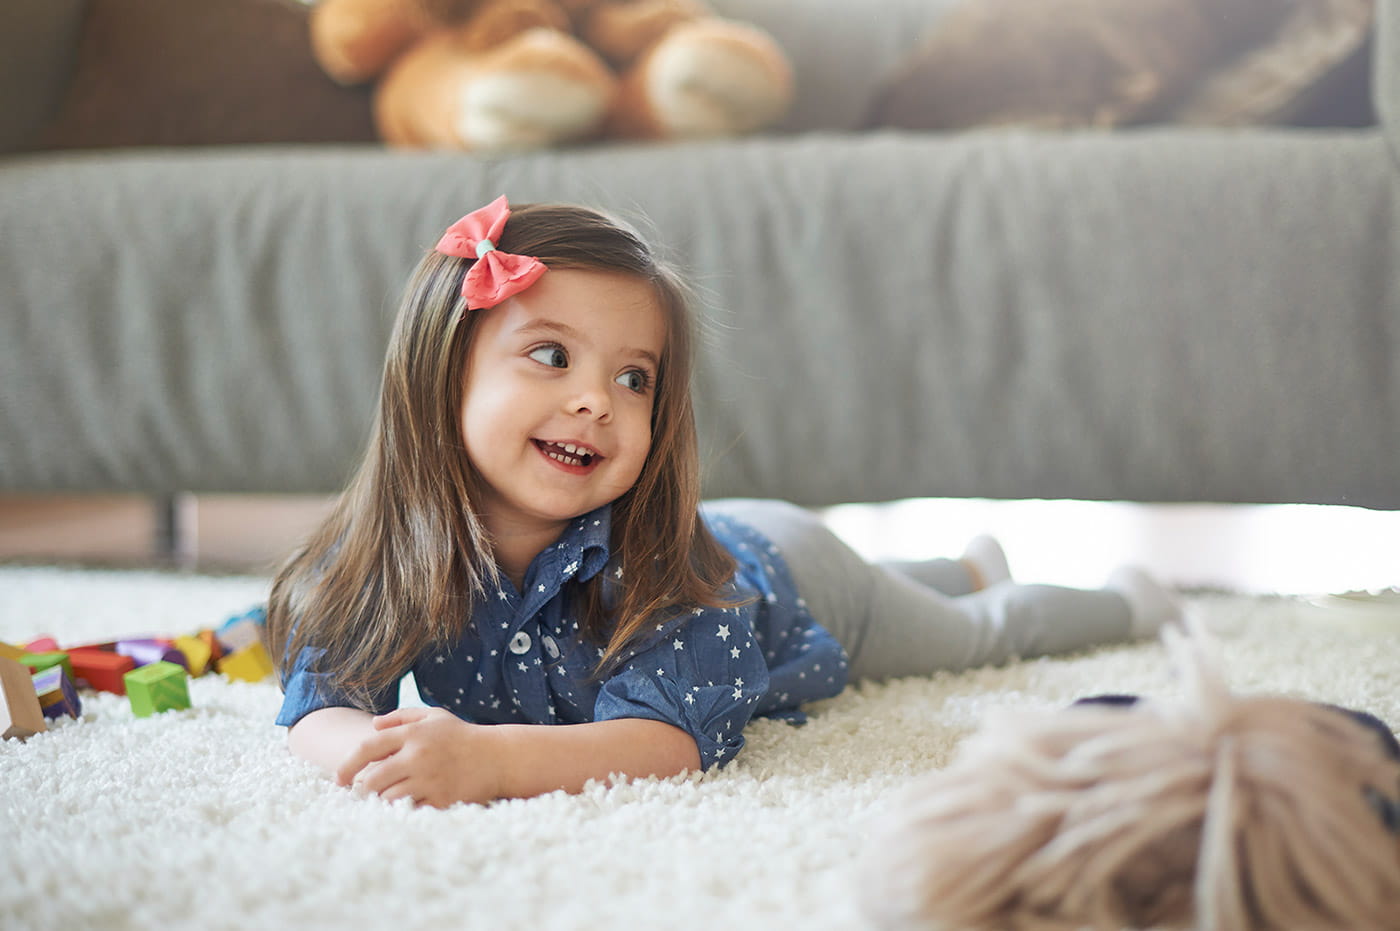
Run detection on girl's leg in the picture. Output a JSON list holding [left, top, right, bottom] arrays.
[[703, 499, 881, 663], [878, 535, 1011, 596], [853, 574, 1133, 680], [703, 499, 1149, 683]]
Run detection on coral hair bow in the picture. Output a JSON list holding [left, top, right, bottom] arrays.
[[435, 196, 547, 310]]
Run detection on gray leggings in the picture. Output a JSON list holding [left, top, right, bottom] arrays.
[[704, 499, 1133, 681]]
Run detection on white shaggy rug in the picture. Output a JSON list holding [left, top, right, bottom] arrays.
[[2, 566, 1397, 930]]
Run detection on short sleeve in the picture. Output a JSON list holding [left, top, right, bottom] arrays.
[[593, 607, 770, 769], [274, 645, 400, 728]]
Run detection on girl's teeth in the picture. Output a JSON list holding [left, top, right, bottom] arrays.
[[538, 440, 594, 466]]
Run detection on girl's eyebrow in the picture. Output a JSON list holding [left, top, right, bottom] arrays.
[[516, 318, 661, 368]]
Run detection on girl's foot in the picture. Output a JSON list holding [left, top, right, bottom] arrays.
[[1106, 566, 1183, 638], [962, 535, 1011, 590]]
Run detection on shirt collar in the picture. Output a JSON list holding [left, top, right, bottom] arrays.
[[546, 504, 612, 584]]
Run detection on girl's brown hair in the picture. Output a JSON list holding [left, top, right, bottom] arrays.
[[266, 203, 736, 710]]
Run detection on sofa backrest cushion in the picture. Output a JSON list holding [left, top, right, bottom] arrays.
[[709, 0, 963, 132], [1378, 0, 1400, 134], [0, 0, 87, 152]]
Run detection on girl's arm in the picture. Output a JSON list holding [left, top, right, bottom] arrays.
[[332, 707, 701, 807], [286, 706, 380, 774]]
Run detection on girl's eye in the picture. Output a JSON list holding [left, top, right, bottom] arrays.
[[616, 370, 652, 393], [528, 346, 568, 368]]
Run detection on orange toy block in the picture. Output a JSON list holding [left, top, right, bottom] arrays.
[[217, 641, 274, 683], [1, 656, 47, 740], [69, 648, 137, 695], [198, 629, 224, 667]]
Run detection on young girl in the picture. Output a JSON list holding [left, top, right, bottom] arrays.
[[267, 196, 1180, 809]]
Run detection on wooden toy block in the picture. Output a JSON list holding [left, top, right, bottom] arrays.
[[1, 656, 47, 740], [172, 635, 213, 677], [0, 641, 25, 661], [217, 618, 262, 654], [123, 661, 190, 718], [25, 636, 60, 652], [116, 639, 188, 670], [69, 649, 136, 694], [217, 641, 274, 683], [32, 667, 82, 719], [21, 651, 73, 681]]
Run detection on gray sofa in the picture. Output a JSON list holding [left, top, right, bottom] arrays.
[[2, 0, 1398, 510]]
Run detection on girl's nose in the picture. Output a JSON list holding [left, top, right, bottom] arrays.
[[569, 377, 611, 421]]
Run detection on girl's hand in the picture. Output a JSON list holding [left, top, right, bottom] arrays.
[[334, 706, 503, 808]]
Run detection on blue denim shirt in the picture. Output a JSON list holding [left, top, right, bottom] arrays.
[[275, 504, 849, 769]]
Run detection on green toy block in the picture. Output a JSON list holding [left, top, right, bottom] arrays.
[[123, 661, 190, 718], [21, 651, 73, 681]]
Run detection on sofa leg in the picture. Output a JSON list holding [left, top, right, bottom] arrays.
[[153, 494, 197, 568]]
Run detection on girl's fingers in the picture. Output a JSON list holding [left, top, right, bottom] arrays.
[[375, 779, 420, 805], [373, 707, 429, 729], [335, 729, 405, 786], [355, 761, 409, 799]]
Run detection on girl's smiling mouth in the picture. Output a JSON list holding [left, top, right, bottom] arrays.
[[533, 439, 601, 470]]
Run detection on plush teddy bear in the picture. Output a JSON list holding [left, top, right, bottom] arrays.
[[309, 0, 793, 151]]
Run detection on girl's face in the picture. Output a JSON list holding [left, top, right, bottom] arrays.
[[460, 267, 666, 543]]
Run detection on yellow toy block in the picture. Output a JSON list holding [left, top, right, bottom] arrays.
[[173, 635, 213, 677], [217, 641, 274, 683], [0, 641, 25, 662]]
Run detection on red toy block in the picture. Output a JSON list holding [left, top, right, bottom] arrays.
[[69, 649, 136, 695], [25, 636, 60, 653], [65, 639, 119, 653], [1, 656, 46, 740]]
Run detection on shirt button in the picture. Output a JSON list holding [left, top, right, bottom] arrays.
[[509, 631, 532, 654]]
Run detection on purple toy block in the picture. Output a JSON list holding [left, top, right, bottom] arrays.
[[116, 639, 189, 670], [32, 667, 82, 719]]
